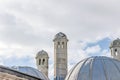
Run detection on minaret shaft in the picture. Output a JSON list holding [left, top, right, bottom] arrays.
[[53, 32, 68, 80]]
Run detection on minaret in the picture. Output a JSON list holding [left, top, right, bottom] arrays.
[[110, 38, 120, 60], [53, 32, 68, 80], [36, 50, 49, 77]]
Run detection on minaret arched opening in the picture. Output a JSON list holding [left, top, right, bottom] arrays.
[[62, 42, 64, 48], [42, 59, 45, 65], [57, 42, 60, 48], [39, 59, 41, 65]]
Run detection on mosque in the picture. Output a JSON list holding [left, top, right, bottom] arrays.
[[0, 32, 120, 80]]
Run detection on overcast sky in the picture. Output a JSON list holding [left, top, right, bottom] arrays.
[[0, 0, 120, 79]]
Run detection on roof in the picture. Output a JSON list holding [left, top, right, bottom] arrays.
[[53, 32, 68, 41], [36, 50, 49, 58], [65, 56, 120, 80], [0, 65, 45, 80], [110, 38, 120, 48], [11, 66, 49, 80]]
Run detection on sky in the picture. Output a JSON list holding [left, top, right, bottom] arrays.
[[0, 0, 120, 79]]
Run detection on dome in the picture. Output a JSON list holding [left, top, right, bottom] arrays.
[[65, 56, 120, 80], [54, 32, 68, 40], [36, 50, 49, 58], [110, 38, 120, 48], [11, 66, 49, 80]]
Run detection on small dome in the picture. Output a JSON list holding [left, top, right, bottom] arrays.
[[110, 38, 120, 48], [65, 56, 120, 80], [36, 50, 49, 58], [11, 66, 49, 80], [54, 32, 68, 41]]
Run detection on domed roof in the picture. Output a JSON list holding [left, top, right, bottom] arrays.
[[54, 32, 68, 41], [11, 66, 49, 80], [65, 56, 120, 80], [110, 38, 120, 48], [36, 50, 49, 58]]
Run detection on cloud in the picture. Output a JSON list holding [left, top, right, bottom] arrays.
[[0, 58, 4, 65], [49, 64, 54, 80], [0, 0, 120, 46], [0, 0, 119, 79], [85, 45, 101, 54]]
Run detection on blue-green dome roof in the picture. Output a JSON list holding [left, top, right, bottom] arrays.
[[11, 66, 49, 80], [65, 56, 120, 80]]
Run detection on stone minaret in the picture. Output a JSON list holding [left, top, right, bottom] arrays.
[[53, 32, 68, 80], [110, 38, 120, 60], [36, 50, 49, 77]]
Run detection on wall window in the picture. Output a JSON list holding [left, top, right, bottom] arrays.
[[115, 49, 118, 56], [42, 59, 45, 65], [39, 59, 41, 65], [57, 42, 60, 48], [62, 42, 64, 48], [115, 49, 117, 52]]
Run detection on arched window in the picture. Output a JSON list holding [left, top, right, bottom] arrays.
[[39, 59, 41, 65], [62, 42, 64, 48], [57, 42, 60, 48], [115, 49, 117, 52], [115, 49, 118, 56], [42, 59, 45, 65]]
